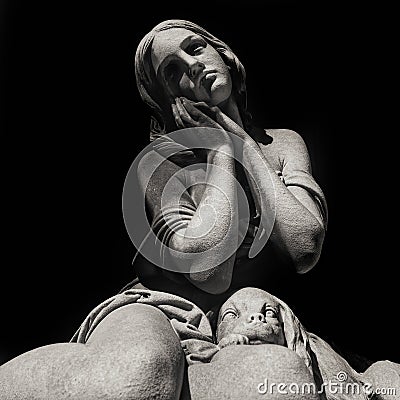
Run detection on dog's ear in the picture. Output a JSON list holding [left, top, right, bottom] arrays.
[[206, 306, 220, 342], [277, 297, 313, 373]]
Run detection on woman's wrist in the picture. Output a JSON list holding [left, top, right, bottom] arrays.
[[206, 142, 234, 162]]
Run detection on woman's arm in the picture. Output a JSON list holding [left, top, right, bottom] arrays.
[[192, 103, 326, 273], [138, 101, 240, 294], [241, 130, 325, 273], [168, 143, 239, 294]]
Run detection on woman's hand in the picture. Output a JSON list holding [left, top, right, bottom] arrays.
[[171, 97, 233, 154], [172, 97, 222, 130], [174, 98, 255, 147]]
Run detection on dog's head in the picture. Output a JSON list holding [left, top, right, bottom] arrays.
[[216, 287, 313, 370], [216, 287, 285, 345]]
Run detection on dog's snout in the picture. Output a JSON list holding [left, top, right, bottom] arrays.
[[247, 313, 265, 324]]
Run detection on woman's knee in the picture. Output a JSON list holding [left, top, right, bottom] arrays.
[[86, 303, 185, 400], [0, 305, 185, 400], [189, 345, 318, 400], [87, 303, 184, 366], [362, 361, 400, 398]]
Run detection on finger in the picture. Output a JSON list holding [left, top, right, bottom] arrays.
[[182, 99, 221, 127], [171, 103, 185, 128], [175, 97, 192, 120], [175, 98, 198, 127], [185, 100, 213, 117], [180, 98, 202, 119], [181, 98, 223, 130], [181, 114, 199, 127], [187, 101, 219, 116], [191, 102, 216, 113], [188, 101, 209, 109]]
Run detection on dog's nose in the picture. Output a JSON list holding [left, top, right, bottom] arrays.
[[247, 313, 265, 323]]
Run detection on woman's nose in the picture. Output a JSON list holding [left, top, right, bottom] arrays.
[[187, 59, 205, 79], [247, 313, 265, 323], [178, 50, 205, 80]]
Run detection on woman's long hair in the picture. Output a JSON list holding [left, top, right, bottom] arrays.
[[134, 19, 251, 141]]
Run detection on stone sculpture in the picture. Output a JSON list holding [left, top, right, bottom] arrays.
[[3, 19, 368, 400]]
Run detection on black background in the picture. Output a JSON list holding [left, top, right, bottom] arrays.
[[1, 1, 398, 367]]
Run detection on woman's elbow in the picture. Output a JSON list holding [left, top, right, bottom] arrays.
[[169, 232, 212, 254], [169, 234, 234, 293], [292, 222, 325, 274], [294, 251, 320, 274]]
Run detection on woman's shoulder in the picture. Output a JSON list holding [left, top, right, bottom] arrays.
[[253, 127, 309, 164], [263, 128, 307, 148]]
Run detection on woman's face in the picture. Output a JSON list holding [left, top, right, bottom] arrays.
[[151, 28, 233, 106]]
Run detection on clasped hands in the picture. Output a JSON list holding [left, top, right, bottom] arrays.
[[171, 97, 253, 153]]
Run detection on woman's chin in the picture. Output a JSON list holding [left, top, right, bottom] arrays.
[[209, 83, 232, 106]]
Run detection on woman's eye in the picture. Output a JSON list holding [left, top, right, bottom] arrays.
[[222, 310, 237, 320], [189, 42, 205, 55], [265, 309, 277, 318], [193, 46, 204, 54]]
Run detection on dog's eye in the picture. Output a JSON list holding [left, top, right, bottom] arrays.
[[221, 310, 237, 320], [265, 308, 277, 318]]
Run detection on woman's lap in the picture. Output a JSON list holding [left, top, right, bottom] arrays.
[[81, 297, 319, 400], [1, 290, 321, 400], [0, 303, 185, 400]]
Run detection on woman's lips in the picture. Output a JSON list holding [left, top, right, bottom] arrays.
[[200, 71, 217, 91]]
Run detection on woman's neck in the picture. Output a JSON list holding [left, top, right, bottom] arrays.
[[219, 96, 243, 128]]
